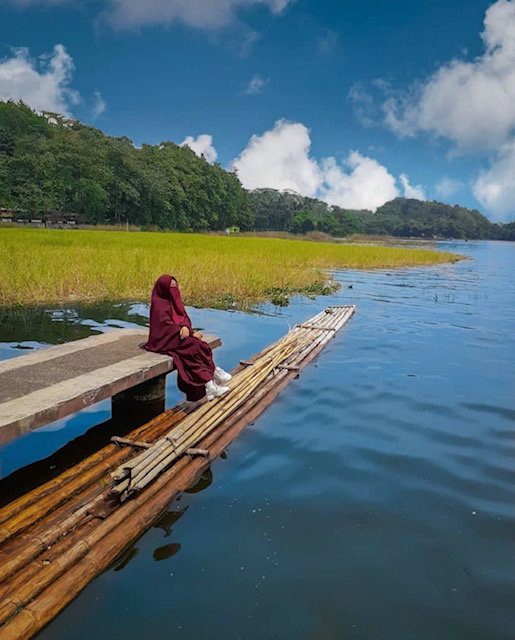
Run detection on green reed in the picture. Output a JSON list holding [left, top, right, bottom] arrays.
[[0, 228, 463, 308]]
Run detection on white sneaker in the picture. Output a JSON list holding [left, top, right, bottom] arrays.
[[205, 379, 230, 401], [214, 366, 232, 384]]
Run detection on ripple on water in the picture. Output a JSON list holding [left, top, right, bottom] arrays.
[[461, 402, 515, 422]]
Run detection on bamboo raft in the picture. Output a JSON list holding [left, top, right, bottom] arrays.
[[0, 306, 354, 639]]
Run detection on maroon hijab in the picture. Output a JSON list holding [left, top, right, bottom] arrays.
[[143, 274, 192, 353], [143, 274, 215, 401]]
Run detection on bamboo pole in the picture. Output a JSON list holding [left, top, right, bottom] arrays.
[[0, 349, 307, 636], [132, 330, 314, 468], [111, 436, 152, 449], [0, 516, 100, 625]]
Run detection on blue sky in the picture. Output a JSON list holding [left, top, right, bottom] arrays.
[[0, 0, 514, 220]]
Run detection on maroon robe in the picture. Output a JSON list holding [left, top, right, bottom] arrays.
[[143, 274, 215, 401]]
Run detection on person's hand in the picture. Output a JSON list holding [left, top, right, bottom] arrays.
[[192, 330, 203, 340], [179, 326, 190, 339]]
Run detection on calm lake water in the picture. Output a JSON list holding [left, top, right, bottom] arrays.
[[0, 241, 514, 640]]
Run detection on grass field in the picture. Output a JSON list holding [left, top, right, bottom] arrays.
[[0, 228, 463, 308]]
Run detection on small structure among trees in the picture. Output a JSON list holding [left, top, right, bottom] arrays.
[[0, 208, 81, 227]]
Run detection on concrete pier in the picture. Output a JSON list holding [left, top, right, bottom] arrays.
[[0, 329, 221, 445]]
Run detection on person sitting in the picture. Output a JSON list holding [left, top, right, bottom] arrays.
[[143, 274, 231, 402]]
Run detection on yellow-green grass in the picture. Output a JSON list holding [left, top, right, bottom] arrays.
[[0, 228, 463, 308]]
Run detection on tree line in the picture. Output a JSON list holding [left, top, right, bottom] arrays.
[[0, 101, 252, 231], [364, 198, 514, 241], [1, 101, 513, 240], [248, 188, 366, 236], [249, 190, 514, 240]]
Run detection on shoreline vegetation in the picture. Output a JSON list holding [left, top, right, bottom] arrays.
[[0, 228, 463, 309]]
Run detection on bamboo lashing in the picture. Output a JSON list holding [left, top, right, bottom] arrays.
[[297, 324, 336, 331], [0, 306, 355, 640], [186, 448, 210, 458], [111, 436, 152, 449]]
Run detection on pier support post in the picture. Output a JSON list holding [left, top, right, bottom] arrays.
[[111, 374, 166, 427]]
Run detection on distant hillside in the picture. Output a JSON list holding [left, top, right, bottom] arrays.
[[0, 100, 252, 231], [364, 198, 513, 240], [248, 190, 514, 240]]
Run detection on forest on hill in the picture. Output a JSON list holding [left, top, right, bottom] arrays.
[[1, 101, 513, 240], [248, 188, 366, 236], [0, 101, 253, 231], [360, 198, 514, 240], [250, 190, 514, 240]]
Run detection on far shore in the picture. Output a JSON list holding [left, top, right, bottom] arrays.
[[0, 220, 496, 245]]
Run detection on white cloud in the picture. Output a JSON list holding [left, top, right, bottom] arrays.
[[0, 44, 79, 115], [320, 154, 399, 210], [378, 0, 515, 152], [399, 173, 426, 200], [180, 134, 218, 163], [348, 83, 376, 128], [233, 119, 400, 211], [244, 74, 269, 95], [92, 90, 106, 118], [5, 0, 294, 29], [238, 29, 261, 57], [435, 177, 464, 200], [349, 0, 515, 220], [473, 141, 515, 220], [232, 120, 322, 195], [102, 0, 293, 30]]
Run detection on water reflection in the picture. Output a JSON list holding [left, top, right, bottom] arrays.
[[153, 507, 188, 537], [0, 301, 149, 351], [0, 378, 176, 500], [113, 546, 140, 572], [153, 543, 181, 562], [0, 416, 133, 506], [185, 467, 213, 494]]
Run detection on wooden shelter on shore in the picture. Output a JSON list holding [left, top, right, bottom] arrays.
[[0, 208, 82, 227], [0, 306, 355, 639]]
